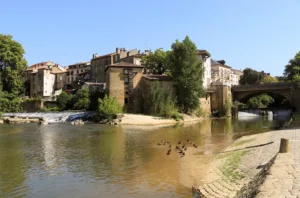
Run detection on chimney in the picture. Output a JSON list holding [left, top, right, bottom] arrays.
[[116, 48, 120, 54]]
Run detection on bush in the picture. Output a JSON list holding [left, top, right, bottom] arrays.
[[0, 93, 23, 112], [73, 88, 90, 110], [247, 94, 274, 108], [57, 91, 72, 110], [223, 99, 232, 117], [0, 111, 3, 118], [147, 81, 181, 119], [195, 106, 206, 117], [98, 95, 122, 119]]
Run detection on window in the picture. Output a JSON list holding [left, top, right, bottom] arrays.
[[77, 70, 79, 74], [124, 69, 129, 74], [60, 76, 62, 81], [71, 71, 74, 75], [81, 69, 83, 73], [125, 98, 128, 104], [124, 77, 129, 84], [125, 91, 128, 95]]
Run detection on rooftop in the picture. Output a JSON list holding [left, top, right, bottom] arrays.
[[105, 62, 144, 71], [143, 74, 173, 81], [197, 50, 211, 57]]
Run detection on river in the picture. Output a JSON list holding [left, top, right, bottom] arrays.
[[0, 116, 289, 198]]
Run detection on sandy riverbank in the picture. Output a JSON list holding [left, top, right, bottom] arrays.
[[120, 113, 202, 125]]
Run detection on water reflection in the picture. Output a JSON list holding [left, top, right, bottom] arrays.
[[0, 116, 288, 198]]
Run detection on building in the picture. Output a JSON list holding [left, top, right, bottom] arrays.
[[90, 48, 139, 83], [66, 62, 91, 84], [27, 62, 67, 99], [197, 50, 212, 89], [105, 62, 144, 111], [211, 59, 242, 87]]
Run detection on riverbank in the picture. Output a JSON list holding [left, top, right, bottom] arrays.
[[193, 129, 300, 198], [120, 113, 202, 125]]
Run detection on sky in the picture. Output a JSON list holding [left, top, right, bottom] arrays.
[[1, 0, 300, 76]]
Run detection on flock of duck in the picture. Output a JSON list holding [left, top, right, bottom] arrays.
[[157, 140, 198, 157]]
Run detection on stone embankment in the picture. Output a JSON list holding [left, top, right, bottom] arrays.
[[1, 116, 41, 124], [193, 129, 300, 198]]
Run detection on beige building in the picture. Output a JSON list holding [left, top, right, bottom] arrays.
[[91, 48, 139, 83], [66, 62, 91, 83], [27, 62, 67, 99], [105, 62, 144, 112], [211, 59, 242, 87]]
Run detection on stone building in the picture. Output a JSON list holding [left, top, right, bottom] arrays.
[[90, 48, 138, 83], [211, 59, 242, 87], [27, 63, 67, 99], [105, 62, 144, 112], [66, 62, 91, 83]]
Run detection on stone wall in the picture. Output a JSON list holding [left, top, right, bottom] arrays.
[[211, 85, 232, 114], [199, 95, 211, 117], [21, 100, 44, 112]]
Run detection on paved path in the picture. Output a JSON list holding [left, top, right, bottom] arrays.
[[194, 129, 300, 198], [256, 136, 300, 198]]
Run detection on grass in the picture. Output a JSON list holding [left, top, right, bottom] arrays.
[[217, 150, 248, 182]]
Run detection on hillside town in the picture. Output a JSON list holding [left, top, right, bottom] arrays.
[[24, 47, 243, 113]]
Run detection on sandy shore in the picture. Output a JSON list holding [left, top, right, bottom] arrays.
[[120, 113, 202, 125]]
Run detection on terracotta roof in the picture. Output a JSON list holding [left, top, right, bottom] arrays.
[[197, 50, 211, 57], [51, 66, 67, 74], [105, 62, 144, 71], [143, 74, 172, 81]]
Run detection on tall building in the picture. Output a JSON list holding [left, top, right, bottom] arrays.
[[197, 50, 212, 89], [90, 48, 138, 83], [26, 62, 67, 99]]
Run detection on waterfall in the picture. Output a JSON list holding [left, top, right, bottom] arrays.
[[3, 111, 93, 123]]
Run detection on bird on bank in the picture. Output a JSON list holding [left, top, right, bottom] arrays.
[[169, 145, 172, 148], [187, 139, 192, 143], [176, 146, 180, 150], [182, 144, 186, 149], [178, 141, 182, 144], [193, 143, 198, 148]]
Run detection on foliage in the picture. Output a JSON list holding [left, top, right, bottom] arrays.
[[141, 48, 169, 74], [0, 111, 2, 118], [57, 91, 72, 110], [284, 52, 300, 82], [195, 106, 206, 118], [98, 95, 122, 119], [231, 101, 247, 116], [247, 94, 274, 108], [0, 92, 23, 112], [0, 34, 28, 95], [73, 88, 90, 110], [147, 81, 181, 119], [239, 68, 265, 85], [168, 36, 204, 113], [276, 76, 287, 82], [260, 75, 279, 84]]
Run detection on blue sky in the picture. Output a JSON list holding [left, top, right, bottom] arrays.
[[1, 0, 299, 76]]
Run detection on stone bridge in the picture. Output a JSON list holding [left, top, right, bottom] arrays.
[[231, 82, 300, 111]]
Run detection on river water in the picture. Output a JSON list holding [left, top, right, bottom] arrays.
[[0, 116, 289, 198]]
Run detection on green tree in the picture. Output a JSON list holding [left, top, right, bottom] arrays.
[[57, 91, 72, 110], [247, 94, 274, 108], [98, 95, 122, 119], [141, 48, 169, 74], [260, 75, 279, 84], [239, 68, 265, 85], [284, 52, 300, 82], [168, 36, 204, 113], [73, 88, 90, 110], [0, 34, 28, 95]]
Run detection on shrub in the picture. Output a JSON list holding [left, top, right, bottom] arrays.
[[195, 106, 206, 117], [57, 91, 72, 110], [98, 95, 122, 120], [0, 111, 3, 118], [73, 88, 90, 110]]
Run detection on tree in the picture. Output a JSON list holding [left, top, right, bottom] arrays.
[[141, 48, 169, 74], [284, 52, 300, 82], [168, 36, 204, 113], [57, 91, 72, 110], [0, 34, 28, 95], [239, 68, 265, 85], [98, 95, 122, 119], [73, 88, 90, 110], [247, 94, 274, 108], [260, 75, 279, 84]]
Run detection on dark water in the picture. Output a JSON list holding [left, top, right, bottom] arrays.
[[0, 116, 288, 198]]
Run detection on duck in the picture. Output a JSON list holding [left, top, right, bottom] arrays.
[[187, 139, 192, 143], [178, 141, 182, 144], [169, 145, 172, 148], [167, 151, 171, 155], [157, 143, 161, 145], [182, 144, 186, 149], [167, 148, 171, 153], [193, 143, 198, 148], [184, 147, 187, 151], [176, 146, 180, 150]]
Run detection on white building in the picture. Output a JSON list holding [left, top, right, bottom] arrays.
[[211, 59, 243, 87], [197, 50, 212, 89]]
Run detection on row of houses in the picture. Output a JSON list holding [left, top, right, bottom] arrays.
[[24, 48, 243, 112]]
